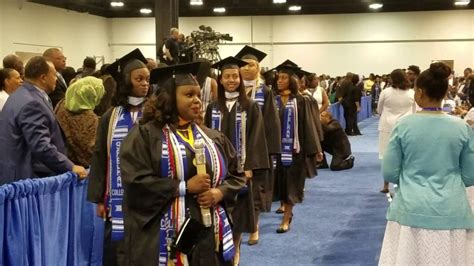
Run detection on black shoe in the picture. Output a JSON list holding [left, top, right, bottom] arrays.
[[276, 225, 290, 233]]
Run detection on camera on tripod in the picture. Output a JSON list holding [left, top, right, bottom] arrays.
[[187, 25, 233, 63], [191, 25, 233, 43]]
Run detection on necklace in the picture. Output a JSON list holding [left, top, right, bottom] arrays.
[[421, 107, 442, 111]]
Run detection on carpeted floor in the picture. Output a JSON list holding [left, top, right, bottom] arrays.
[[240, 117, 389, 266]]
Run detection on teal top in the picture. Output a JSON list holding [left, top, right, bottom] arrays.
[[383, 113, 474, 230]]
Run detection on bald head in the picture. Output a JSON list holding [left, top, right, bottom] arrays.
[[3, 54, 24, 78], [43, 48, 66, 71]]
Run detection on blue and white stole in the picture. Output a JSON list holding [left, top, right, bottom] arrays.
[[211, 102, 246, 173], [275, 96, 300, 166], [106, 106, 142, 241], [244, 79, 265, 109], [158, 124, 235, 266]]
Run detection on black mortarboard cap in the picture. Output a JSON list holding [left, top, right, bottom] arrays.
[[281, 59, 299, 68], [235, 45, 267, 62], [107, 48, 147, 82], [150, 62, 202, 86], [296, 69, 313, 79], [275, 60, 301, 75], [211, 56, 248, 71]]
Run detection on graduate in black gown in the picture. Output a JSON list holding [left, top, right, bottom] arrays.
[[296, 69, 324, 179], [204, 57, 269, 265], [119, 62, 246, 266], [236, 46, 281, 245], [319, 111, 355, 171], [87, 49, 150, 266], [272, 61, 319, 233]]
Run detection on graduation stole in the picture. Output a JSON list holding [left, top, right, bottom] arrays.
[[276, 95, 300, 166], [244, 80, 265, 109], [106, 106, 142, 241], [201, 77, 212, 114], [254, 83, 265, 109], [211, 102, 247, 173], [158, 124, 235, 266]]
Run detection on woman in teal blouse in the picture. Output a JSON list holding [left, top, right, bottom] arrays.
[[379, 62, 474, 265]]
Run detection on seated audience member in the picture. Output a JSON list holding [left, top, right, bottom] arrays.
[[55, 76, 105, 167], [0, 56, 87, 185], [319, 111, 355, 171], [0, 68, 23, 111]]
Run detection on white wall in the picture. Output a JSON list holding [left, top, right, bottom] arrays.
[[0, 0, 111, 69], [1, 1, 473, 77], [108, 18, 157, 61], [180, 11, 474, 76]]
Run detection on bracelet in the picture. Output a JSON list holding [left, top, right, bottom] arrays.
[[179, 181, 186, 197]]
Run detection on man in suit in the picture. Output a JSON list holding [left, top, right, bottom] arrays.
[[319, 111, 354, 171], [340, 73, 362, 135], [0, 56, 87, 185], [43, 48, 67, 108]]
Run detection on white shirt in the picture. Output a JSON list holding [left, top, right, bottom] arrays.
[[442, 99, 456, 112], [0, 90, 9, 111], [309, 86, 324, 110], [377, 87, 416, 132], [225, 91, 239, 111]]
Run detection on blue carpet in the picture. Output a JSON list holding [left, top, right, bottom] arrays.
[[240, 117, 388, 266]]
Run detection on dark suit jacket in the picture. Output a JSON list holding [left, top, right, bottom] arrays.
[[49, 73, 67, 108], [321, 119, 352, 159], [0, 82, 73, 185]]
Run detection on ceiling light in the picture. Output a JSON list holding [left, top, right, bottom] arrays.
[[369, 3, 383, 9], [213, 7, 226, 13], [110, 1, 124, 7], [140, 8, 152, 14], [289, 5, 301, 11], [273, 0, 287, 3], [454, 0, 470, 6], [190, 0, 203, 6]]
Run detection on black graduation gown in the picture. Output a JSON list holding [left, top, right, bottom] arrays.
[[120, 122, 245, 266], [204, 99, 269, 233], [88, 107, 114, 204], [273, 94, 319, 205], [87, 107, 129, 266], [246, 85, 281, 213], [300, 91, 323, 178]]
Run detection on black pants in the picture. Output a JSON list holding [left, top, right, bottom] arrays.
[[320, 152, 354, 171], [329, 155, 354, 171], [343, 105, 360, 135], [104, 221, 124, 266]]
